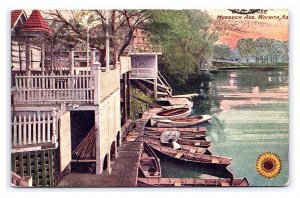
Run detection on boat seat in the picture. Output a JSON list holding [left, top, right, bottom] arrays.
[[211, 158, 220, 163], [221, 181, 230, 186], [174, 152, 184, 159], [194, 142, 201, 146], [189, 149, 196, 153]]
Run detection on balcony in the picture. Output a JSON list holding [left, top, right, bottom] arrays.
[[12, 74, 95, 106]]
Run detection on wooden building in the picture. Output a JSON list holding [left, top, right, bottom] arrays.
[[11, 10, 132, 187], [128, 29, 172, 98]]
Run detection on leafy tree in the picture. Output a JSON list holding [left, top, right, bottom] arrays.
[[213, 44, 231, 60], [145, 10, 218, 86]]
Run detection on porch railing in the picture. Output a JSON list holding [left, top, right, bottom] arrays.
[[13, 74, 94, 105], [11, 112, 57, 149]]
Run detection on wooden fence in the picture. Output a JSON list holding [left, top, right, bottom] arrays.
[[11, 112, 57, 148], [13, 74, 94, 105]]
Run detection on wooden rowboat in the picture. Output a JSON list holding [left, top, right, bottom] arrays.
[[138, 177, 249, 187], [153, 108, 191, 119], [139, 142, 161, 178], [145, 127, 207, 133], [144, 131, 206, 140], [156, 115, 212, 128], [143, 133, 210, 148], [144, 138, 232, 166]]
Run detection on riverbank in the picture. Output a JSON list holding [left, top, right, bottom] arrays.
[[212, 61, 288, 70]]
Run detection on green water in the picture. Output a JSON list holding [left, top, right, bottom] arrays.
[[161, 68, 289, 186]]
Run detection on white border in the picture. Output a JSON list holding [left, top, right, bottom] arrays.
[[1, 0, 299, 197]]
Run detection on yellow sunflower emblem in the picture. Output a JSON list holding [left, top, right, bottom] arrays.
[[256, 152, 281, 179]]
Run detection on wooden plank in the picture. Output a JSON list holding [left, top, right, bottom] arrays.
[[37, 113, 41, 143], [28, 114, 32, 144], [18, 115, 22, 145], [47, 113, 51, 142], [13, 116, 17, 146], [22, 115, 27, 145], [33, 114, 37, 144], [42, 112, 46, 143], [174, 152, 183, 159]]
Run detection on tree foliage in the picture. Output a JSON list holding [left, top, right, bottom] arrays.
[[145, 10, 218, 85], [213, 44, 231, 60]]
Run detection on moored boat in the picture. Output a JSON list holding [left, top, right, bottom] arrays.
[[156, 115, 212, 128], [144, 130, 206, 140], [145, 127, 207, 133], [151, 108, 192, 126], [139, 142, 161, 178], [144, 133, 210, 147], [137, 177, 249, 187], [144, 138, 232, 166]]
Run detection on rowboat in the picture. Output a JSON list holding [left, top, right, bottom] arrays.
[[143, 133, 210, 147], [145, 127, 207, 133], [144, 138, 232, 167], [156, 115, 212, 128], [151, 108, 192, 126], [156, 97, 193, 109], [139, 142, 161, 178], [154, 108, 192, 118], [138, 177, 249, 187], [144, 131, 206, 140]]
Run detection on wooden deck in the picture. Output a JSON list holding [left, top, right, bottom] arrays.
[[57, 108, 162, 187]]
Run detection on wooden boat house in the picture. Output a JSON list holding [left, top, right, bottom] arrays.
[[127, 29, 172, 98], [10, 10, 132, 187]]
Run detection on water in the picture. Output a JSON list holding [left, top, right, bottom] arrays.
[[161, 68, 289, 186]]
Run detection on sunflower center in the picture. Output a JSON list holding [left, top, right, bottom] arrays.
[[263, 159, 275, 171]]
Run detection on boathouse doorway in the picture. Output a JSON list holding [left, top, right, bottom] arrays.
[[70, 110, 95, 173]]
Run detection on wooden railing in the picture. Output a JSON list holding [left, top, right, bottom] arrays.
[[157, 71, 172, 96], [128, 43, 162, 54], [130, 68, 157, 79], [11, 111, 57, 149], [12, 74, 94, 105]]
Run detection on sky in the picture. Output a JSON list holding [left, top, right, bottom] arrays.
[[207, 9, 289, 48]]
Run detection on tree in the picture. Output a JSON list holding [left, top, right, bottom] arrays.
[[42, 10, 153, 66], [213, 44, 231, 60], [145, 10, 218, 85]]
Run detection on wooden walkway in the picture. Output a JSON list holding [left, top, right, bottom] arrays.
[[57, 108, 162, 187]]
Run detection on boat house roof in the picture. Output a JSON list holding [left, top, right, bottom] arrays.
[[21, 10, 53, 35]]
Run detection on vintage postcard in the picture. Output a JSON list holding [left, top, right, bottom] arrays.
[[10, 9, 288, 187]]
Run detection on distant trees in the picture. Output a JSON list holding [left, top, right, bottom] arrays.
[[236, 38, 288, 63], [213, 44, 231, 60]]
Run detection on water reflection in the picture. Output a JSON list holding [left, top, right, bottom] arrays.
[[162, 68, 289, 186]]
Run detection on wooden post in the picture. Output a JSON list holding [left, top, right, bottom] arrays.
[[41, 35, 45, 75], [126, 72, 131, 118], [122, 73, 127, 123], [90, 47, 96, 75], [154, 78, 158, 98], [69, 45, 75, 75], [25, 37, 31, 76], [105, 10, 110, 72], [93, 62, 101, 105], [51, 108, 57, 144], [95, 110, 103, 175]]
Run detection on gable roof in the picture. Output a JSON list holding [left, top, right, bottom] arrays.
[[21, 10, 53, 35], [11, 10, 27, 29]]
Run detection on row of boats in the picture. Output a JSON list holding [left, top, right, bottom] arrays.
[[138, 100, 249, 187]]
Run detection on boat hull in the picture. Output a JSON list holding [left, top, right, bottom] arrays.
[[156, 115, 212, 128]]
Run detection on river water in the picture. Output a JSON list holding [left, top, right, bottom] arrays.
[[160, 68, 289, 186]]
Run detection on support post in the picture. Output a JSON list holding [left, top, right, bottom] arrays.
[[25, 37, 31, 76], [51, 108, 57, 144], [69, 45, 75, 75], [90, 47, 96, 74], [154, 78, 158, 98], [126, 72, 131, 117], [95, 110, 103, 175], [41, 35, 45, 75], [122, 73, 127, 123], [93, 62, 101, 105], [105, 10, 110, 72]]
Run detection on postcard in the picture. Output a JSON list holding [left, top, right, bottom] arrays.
[[10, 9, 288, 187]]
